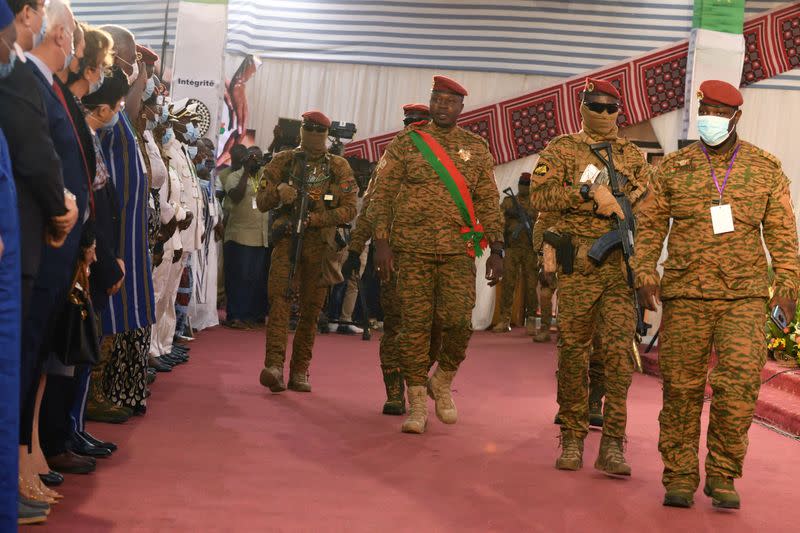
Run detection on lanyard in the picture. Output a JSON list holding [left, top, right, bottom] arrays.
[[248, 175, 259, 195], [700, 143, 740, 202]]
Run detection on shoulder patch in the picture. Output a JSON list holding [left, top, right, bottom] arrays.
[[340, 178, 356, 194], [533, 161, 549, 176]]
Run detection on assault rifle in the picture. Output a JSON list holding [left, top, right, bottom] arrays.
[[502, 187, 534, 243], [286, 152, 310, 298], [587, 142, 649, 365]]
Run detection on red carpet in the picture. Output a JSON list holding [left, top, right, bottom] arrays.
[[28, 328, 800, 532]]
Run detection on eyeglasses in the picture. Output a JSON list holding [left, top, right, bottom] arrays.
[[584, 102, 620, 114], [302, 123, 328, 133]]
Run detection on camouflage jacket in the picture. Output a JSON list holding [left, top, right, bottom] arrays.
[[366, 121, 503, 255], [529, 131, 652, 239], [501, 193, 537, 248], [532, 210, 561, 254], [348, 168, 379, 255], [256, 147, 358, 237], [631, 139, 800, 300]]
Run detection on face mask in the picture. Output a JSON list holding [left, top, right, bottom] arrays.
[[101, 112, 120, 130], [159, 106, 169, 124], [300, 127, 328, 156], [697, 114, 733, 147], [162, 127, 174, 144], [580, 104, 619, 140], [30, 11, 47, 49], [0, 40, 16, 79], [117, 56, 139, 86], [146, 119, 157, 131], [185, 123, 199, 143], [187, 145, 198, 159], [142, 77, 155, 102], [88, 69, 104, 94]]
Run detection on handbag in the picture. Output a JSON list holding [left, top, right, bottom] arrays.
[[51, 264, 101, 366]]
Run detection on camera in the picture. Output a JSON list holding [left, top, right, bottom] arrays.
[[329, 121, 357, 156]]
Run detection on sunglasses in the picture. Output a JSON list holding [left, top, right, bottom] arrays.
[[302, 123, 328, 133], [584, 102, 620, 114]]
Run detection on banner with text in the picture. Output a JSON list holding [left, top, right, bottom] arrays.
[[170, 0, 228, 145]]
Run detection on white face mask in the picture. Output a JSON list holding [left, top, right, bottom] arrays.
[[697, 114, 733, 146]]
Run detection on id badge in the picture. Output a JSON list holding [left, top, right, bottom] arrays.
[[579, 164, 601, 184], [252, 197, 258, 210], [710, 204, 734, 235]]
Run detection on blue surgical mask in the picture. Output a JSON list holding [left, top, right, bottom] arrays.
[[185, 123, 199, 143], [142, 77, 155, 102], [88, 69, 104, 94], [162, 127, 174, 144], [146, 119, 157, 131], [697, 114, 733, 147], [0, 40, 16, 79], [101, 112, 120, 130], [187, 145, 198, 159], [31, 12, 47, 49], [159, 106, 169, 124]]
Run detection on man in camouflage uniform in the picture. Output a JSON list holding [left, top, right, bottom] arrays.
[[530, 77, 652, 474], [533, 209, 606, 428], [633, 80, 800, 509], [257, 111, 358, 393], [368, 76, 504, 434], [492, 172, 539, 334], [342, 104, 442, 416]]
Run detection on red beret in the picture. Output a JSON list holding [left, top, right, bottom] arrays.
[[697, 80, 743, 108], [402, 103, 430, 115], [584, 77, 620, 100], [432, 75, 468, 97], [301, 110, 331, 128], [136, 45, 159, 66], [519, 172, 531, 185]]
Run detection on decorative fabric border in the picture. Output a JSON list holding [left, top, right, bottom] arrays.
[[345, 2, 799, 164]]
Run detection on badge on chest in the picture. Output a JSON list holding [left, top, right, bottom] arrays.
[[710, 203, 734, 235]]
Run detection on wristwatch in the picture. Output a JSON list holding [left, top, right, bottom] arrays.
[[579, 183, 593, 202], [490, 246, 505, 259]]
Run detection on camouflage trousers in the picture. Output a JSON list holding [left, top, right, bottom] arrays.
[[264, 238, 328, 375], [539, 283, 555, 328], [380, 272, 441, 370], [395, 252, 475, 387], [556, 249, 634, 439], [498, 244, 539, 322], [659, 297, 767, 490]]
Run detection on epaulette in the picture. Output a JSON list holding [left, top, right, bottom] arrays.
[[659, 142, 699, 168], [746, 141, 782, 170], [457, 126, 490, 148]]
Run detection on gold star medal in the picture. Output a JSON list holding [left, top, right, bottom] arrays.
[[458, 148, 471, 162]]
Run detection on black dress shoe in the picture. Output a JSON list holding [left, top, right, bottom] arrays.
[[132, 404, 147, 416], [79, 431, 117, 452], [146, 370, 156, 385], [67, 433, 112, 458], [39, 470, 64, 487], [172, 345, 190, 353], [149, 356, 173, 372], [165, 353, 187, 365], [47, 451, 96, 474]]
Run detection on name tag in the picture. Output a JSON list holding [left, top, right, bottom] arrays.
[[710, 204, 734, 235], [580, 164, 601, 184], [252, 197, 258, 210], [324, 194, 334, 202]]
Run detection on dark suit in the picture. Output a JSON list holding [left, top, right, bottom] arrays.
[[0, 57, 66, 317], [18, 59, 91, 447]]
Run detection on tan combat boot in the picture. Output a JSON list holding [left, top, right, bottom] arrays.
[[703, 476, 740, 509], [525, 317, 538, 336], [595, 434, 632, 477], [533, 325, 551, 343], [401, 386, 428, 434], [427, 367, 457, 424], [491, 321, 511, 333], [288, 372, 311, 392], [555, 432, 584, 470], [259, 366, 286, 393]]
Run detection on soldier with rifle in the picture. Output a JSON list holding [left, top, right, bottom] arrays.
[[256, 111, 358, 393], [492, 172, 539, 334], [529, 77, 653, 476]]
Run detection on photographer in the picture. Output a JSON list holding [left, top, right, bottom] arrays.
[[223, 146, 270, 329]]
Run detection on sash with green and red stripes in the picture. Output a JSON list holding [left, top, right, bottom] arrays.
[[409, 129, 488, 258]]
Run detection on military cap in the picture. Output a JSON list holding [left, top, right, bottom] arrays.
[[302, 110, 331, 128], [519, 172, 532, 185], [584, 77, 620, 100], [697, 80, 743, 108], [136, 45, 159, 66], [402, 103, 430, 115], [0, 2, 13, 28], [432, 75, 468, 97]]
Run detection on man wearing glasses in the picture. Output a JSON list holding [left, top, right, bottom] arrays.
[[256, 110, 358, 394], [529, 77, 653, 476]]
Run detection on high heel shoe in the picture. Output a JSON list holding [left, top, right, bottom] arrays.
[[36, 477, 63, 500], [19, 476, 56, 505]]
